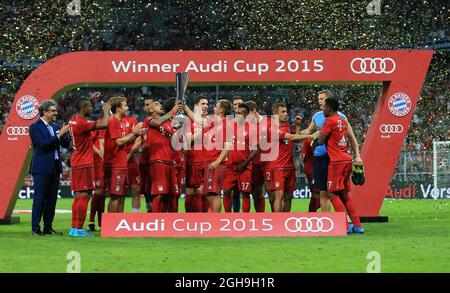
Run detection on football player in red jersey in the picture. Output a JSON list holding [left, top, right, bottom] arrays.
[[237, 101, 272, 212], [122, 113, 142, 213], [230, 96, 245, 212], [206, 100, 233, 212], [267, 103, 318, 212], [68, 95, 110, 237], [139, 97, 154, 212], [184, 96, 209, 212], [147, 100, 183, 212], [88, 125, 106, 232], [184, 99, 232, 212], [318, 98, 364, 234], [223, 102, 253, 213], [104, 96, 145, 213]]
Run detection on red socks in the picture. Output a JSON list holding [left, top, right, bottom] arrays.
[[72, 196, 91, 229], [339, 193, 362, 227], [169, 196, 178, 213], [191, 191, 203, 212], [309, 197, 321, 212], [152, 197, 160, 213], [184, 194, 192, 212], [255, 196, 265, 212], [202, 195, 209, 212], [71, 197, 80, 228], [89, 195, 97, 222], [223, 194, 232, 213], [242, 194, 250, 213], [329, 193, 362, 229], [97, 196, 105, 227], [329, 195, 346, 213]]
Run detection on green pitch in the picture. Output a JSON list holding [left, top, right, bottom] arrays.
[[1, 199, 449, 272]]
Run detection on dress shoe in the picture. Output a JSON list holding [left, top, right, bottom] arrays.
[[43, 228, 63, 235], [32, 230, 43, 236]]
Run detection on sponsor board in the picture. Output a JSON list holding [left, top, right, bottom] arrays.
[[101, 212, 347, 238], [17, 186, 73, 199], [16, 179, 450, 200]]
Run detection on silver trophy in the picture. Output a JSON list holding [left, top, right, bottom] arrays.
[[176, 72, 189, 105]]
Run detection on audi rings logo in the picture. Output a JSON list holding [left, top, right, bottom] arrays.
[[284, 217, 334, 233], [350, 58, 396, 74], [7, 126, 29, 136], [379, 124, 404, 134]]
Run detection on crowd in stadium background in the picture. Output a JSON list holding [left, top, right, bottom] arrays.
[[1, 1, 449, 182]]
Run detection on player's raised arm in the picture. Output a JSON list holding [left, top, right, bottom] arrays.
[[284, 132, 318, 142], [115, 122, 145, 147], [298, 118, 316, 135], [126, 136, 142, 162], [94, 101, 111, 130], [149, 101, 182, 127]]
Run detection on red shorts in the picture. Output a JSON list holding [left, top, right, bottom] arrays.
[[223, 165, 252, 193], [204, 164, 226, 195], [94, 164, 104, 190], [186, 163, 205, 188], [139, 164, 150, 195], [104, 168, 129, 196], [128, 162, 141, 187], [71, 166, 96, 192], [252, 163, 270, 188], [270, 168, 295, 193], [327, 161, 352, 193], [149, 162, 179, 195]]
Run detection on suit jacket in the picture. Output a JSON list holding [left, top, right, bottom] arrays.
[[29, 119, 71, 175]]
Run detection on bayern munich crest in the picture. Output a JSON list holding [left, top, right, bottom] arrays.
[[16, 95, 39, 120], [388, 93, 412, 117]]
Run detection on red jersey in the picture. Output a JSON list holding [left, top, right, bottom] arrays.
[[91, 127, 106, 167], [185, 118, 208, 164], [204, 117, 230, 163], [266, 121, 295, 169], [122, 115, 139, 161], [139, 116, 152, 165], [147, 117, 178, 164], [322, 114, 352, 162], [227, 121, 251, 164], [68, 116, 97, 168], [251, 116, 272, 165], [104, 116, 128, 169], [302, 137, 314, 175]]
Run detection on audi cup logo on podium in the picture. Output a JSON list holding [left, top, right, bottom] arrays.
[[6, 126, 29, 141], [284, 217, 334, 233], [388, 92, 412, 117], [7, 126, 29, 136], [379, 124, 404, 134], [350, 57, 396, 74], [15, 95, 39, 120]]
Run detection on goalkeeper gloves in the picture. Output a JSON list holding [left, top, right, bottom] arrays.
[[351, 163, 365, 185]]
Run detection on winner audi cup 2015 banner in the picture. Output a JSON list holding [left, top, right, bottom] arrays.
[[101, 213, 347, 237]]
